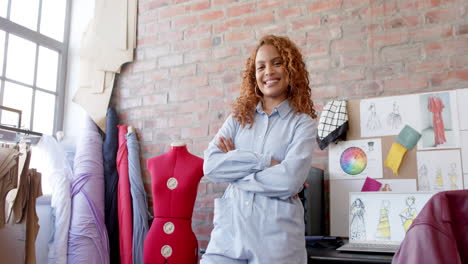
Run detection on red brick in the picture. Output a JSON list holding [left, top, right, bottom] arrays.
[[137, 36, 158, 47], [398, 0, 440, 11], [179, 76, 209, 89], [199, 61, 225, 74], [385, 75, 427, 91], [198, 37, 213, 49], [143, 93, 168, 106], [341, 53, 373, 67], [308, 0, 342, 13], [169, 115, 193, 127], [368, 31, 409, 48], [192, 138, 211, 153], [182, 126, 209, 138], [255, 24, 288, 37], [159, 31, 183, 42], [193, 225, 214, 237], [200, 10, 225, 22], [132, 60, 156, 73], [336, 68, 365, 82], [209, 123, 223, 136], [311, 85, 337, 99], [381, 45, 422, 62], [146, 68, 169, 81], [425, 39, 468, 56], [304, 43, 329, 58], [213, 0, 237, 5], [343, 0, 379, 8], [279, 6, 302, 18], [342, 81, 384, 97], [360, 0, 397, 17], [225, 30, 254, 42], [430, 69, 468, 86], [141, 143, 167, 155], [342, 24, 380, 36], [258, 0, 284, 10], [145, 21, 171, 35], [172, 15, 197, 28], [332, 38, 365, 53], [158, 54, 183, 67], [197, 182, 208, 194], [227, 3, 255, 17], [120, 97, 142, 109], [308, 58, 331, 71], [144, 118, 169, 129], [177, 101, 209, 114], [213, 19, 243, 34], [407, 59, 448, 73], [213, 46, 240, 59], [456, 24, 468, 36], [307, 27, 342, 42], [243, 12, 274, 26], [172, 40, 197, 52], [383, 16, 420, 29], [291, 16, 321, 31], [410, 25, 452, 42], [196, 86, 224, 99], [187, 0, 210, 12], [184, 50, 211, 64], [309, 72, 327, 86], [425, 7, 459, 24], [158, 5, 186, 19], [450, 54, 468, 68], [184, 25, 212, 39], [170, 64, 196, 77], [144, 45, 170, 59]]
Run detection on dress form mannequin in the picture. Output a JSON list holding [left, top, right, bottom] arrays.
[[143, 142, 204, 264]]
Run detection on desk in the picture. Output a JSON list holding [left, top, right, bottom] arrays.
[[307, 247, 394, 264]]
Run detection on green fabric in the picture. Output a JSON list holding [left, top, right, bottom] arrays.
[[396, 125, 421, 150]]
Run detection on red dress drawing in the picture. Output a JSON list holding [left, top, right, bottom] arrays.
[[427, 96, 446, 146]]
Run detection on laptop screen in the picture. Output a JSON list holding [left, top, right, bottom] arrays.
[[348, 192, 434, 244]]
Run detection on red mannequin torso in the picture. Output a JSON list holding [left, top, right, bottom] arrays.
[[143, 145, 203, 264]]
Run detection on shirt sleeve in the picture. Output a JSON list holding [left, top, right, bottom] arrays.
[[232, 116, 314, 200], [203, 114, 272, 183]]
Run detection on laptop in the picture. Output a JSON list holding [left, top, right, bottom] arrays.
[[337, 191, 434, 253]]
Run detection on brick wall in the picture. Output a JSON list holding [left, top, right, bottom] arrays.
[[112, 0, 468, 249]]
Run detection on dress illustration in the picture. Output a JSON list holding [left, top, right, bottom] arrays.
[[427, 96, 446, 146], [375, 200, 391, 240], [435, 168, 444, 190], [448, 163, 459, 190], [399, 196, 416, 232], [350, 198, 366, 240], [418, 164, 430, 191], [386, 101, 402, 130], [366, 103, 381, 131]]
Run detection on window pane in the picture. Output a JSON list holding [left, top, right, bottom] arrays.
[[36, 46, 58, 91], [40, 0, 66, 42], [33, 91, 55, 135], [10, 0, 39, 31], [0, 0, 7, 18], [6, 34, 36, 85], [1, 81, 32, 129], [0, 30, 4, 75]]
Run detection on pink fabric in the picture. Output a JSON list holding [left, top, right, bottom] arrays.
[[117, 125, 133, 264], [361, 177, 382, 192], [392, 190, 468, 264]]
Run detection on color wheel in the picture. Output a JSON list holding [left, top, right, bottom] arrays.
[[340, 147, 367, 175]]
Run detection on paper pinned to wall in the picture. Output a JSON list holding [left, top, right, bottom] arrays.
[[417, 90, 459, 150], [456, 88, 468, 130], [460, 131, 468, 174], [329, 138, 383, 180], [416, 149, 463, 191], [330, 179, 417, 237], [360, 95, 420, 138]]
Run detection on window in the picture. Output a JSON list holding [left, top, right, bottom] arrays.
[[0, 0, 71, 135]]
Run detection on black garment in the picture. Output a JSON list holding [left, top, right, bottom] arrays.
[[103, 108, 121, 264]]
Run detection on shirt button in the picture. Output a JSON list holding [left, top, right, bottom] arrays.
[[161, 245, 172, 258], [167, 177, 178, 190], [163, 222, 175, 234]]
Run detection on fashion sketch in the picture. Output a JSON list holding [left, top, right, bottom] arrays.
[[386, 101, 402, 130], [350, 198, 366, 240], [375, 200, 391, 240], [435, 168, 444, 190], [428, 96, 446, 146], [418, 164, 430, 191], [448, 163, 459, 190], [399, 196, 416, 232], [366, 103, 381, 131]]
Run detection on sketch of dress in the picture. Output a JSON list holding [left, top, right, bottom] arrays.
[[427, 96, 446, 146], [418, 164, 430, 191], [400, 196, 416, 232], [448, 163, 459, 190], [366, 103, 381, 131], [350, 198, 366, 240], [435, 168, 444, 190], [386, 101, 402, 129], [375, 200, 391, 240]]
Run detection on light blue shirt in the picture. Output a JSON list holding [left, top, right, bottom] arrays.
[[202, 99, 315, 264]]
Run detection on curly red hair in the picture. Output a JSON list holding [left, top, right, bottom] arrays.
[[232, 35, 317, 127]]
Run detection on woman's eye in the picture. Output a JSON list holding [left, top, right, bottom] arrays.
[[257, 66, 264, 70], [274, 62, 282, 66]]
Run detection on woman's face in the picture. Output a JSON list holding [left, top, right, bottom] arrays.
[[255, 44, 289, 101]]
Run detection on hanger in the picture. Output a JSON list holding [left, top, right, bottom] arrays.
[[0, 106, 42, 146]]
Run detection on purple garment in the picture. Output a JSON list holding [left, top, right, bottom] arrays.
[[68, 115, 109, 264]]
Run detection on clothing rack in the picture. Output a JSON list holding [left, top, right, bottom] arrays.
[[0, 106, 42, 144]]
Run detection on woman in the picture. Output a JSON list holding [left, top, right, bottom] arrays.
[[201, 35, 317, 264]]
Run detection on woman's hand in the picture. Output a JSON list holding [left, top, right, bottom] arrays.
[[217, 136, 235, 153]]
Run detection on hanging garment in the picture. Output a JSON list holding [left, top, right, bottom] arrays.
[[103, 108, 121, 264], [117, 125, 133, 264], [31, 135, 72, 264], [25, 169, 42, 264], [127, 131, 151, 264], [0, 146, 19, 227], [68, 115, 109, 264], [428, 96, 446, 146]]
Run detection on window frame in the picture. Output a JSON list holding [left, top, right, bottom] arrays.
[[0, 0, 71, 134]]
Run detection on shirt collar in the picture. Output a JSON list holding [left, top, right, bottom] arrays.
[[256, 99, 292, 118]]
